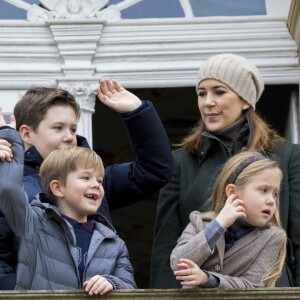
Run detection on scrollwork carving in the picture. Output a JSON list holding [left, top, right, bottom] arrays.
[[59, 82, 98, 112], [4, 0, 142, 21]]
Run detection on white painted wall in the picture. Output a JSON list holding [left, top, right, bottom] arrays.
[[0, 1, 299, 145], [0, 90, 25, 114], [265, 0, 292, 18]]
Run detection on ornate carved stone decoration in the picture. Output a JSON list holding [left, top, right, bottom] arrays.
[[59, 82, 98, 112], [38, 0, 112, 20], [4, 0, 142, 21]]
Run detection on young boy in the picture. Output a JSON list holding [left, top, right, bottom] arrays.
[[0, 78, 173, 289], [0, 131, 136, 294]]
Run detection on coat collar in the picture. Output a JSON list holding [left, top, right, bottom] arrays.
[[31, 193, 116, 243], [199, 123, 249, 163], [24, 135, 90, 176]]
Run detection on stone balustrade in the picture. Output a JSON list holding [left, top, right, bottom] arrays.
[[1, 288, 300, 299]]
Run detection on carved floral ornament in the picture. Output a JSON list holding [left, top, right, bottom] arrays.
[[4, 0, 142, 21], [59, 82, 98, 111]]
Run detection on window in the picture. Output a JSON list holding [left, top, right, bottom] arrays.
[[0, 0, 268, 20], [190, 0, 266, 17], [0, 0, 38, 19]]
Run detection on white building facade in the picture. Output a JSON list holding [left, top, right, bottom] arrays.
[[0, 0, 299, 146], [0, 0, 300, 288]]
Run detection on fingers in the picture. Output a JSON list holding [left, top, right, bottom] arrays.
[[9, 115, 16, 129], [0, 107, 16, 129], [226, 194, 244, 209], [0, 107, 5, 126], [96, 78, 118, 106], [178, 258, 195, 267], [99, 78, 119, 95], [217, 194, 247, 228], [226, 193, 239, 204], [83, 275, 113, 296], [94, 281, 113, 295], [0, 139, 13, 161], [111, 79, 124, 92], [174, 259, 196, 278]]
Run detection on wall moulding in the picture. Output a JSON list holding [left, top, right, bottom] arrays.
[[0, 16, 299, 88], [287, 0, 300, 61]]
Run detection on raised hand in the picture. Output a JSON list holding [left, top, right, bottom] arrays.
[[174, 258, 209, 287], [0, 139, 12, 162], [96, 79, 142, 113], [0, 107, 15, 161], [83, 275, 113, 295], [215, 194, 246, 229], [0, 107, 16, 129]]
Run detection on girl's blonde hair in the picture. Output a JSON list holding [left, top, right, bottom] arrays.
[[210, 151, 286, 287]]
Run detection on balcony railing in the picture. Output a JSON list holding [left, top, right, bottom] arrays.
[[1, 288, 300, 299]]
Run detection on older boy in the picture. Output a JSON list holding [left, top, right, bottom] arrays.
[[0, 78, 173, 289], [0, 130, 136, 293]]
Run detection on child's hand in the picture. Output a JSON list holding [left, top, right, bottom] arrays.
[[83, 275, 113, 296], [174, 258, 208, 287], [97, 79, 142, 113], [0, 139, 13, 162], [0, 107, 16, 129], [216, 194, 246, 228]]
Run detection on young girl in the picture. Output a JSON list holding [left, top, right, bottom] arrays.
[[170, 151, 286, 288]]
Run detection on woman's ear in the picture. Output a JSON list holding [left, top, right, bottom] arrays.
[[225, 184, 236, 197], [242, 102, 250, 110], [50, 180, 64, 198]]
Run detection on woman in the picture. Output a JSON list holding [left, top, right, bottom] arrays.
[[150, 53, 300, 288]]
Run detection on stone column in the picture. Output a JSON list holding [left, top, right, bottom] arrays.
[[59, 82, 98, 148]]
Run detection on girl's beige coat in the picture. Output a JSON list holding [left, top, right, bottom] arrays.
[[170, 211, 286, 288]]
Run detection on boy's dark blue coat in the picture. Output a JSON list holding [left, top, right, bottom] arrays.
[[0, 100, 173, 289]]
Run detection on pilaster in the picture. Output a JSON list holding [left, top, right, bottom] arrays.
[[59, 82, 98, 147], [287, 0, 300, 62]]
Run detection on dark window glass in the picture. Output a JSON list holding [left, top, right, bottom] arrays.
[[0, 0, 39, 19], [190, 0, 266, 17], [109, 0, 184, 18]]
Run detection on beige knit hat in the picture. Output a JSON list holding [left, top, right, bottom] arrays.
[[196, 53, 264, 109]]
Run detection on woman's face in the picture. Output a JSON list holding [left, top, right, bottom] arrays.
[[197, 79, 249, 133]]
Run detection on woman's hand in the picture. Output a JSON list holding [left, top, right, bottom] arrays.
[[83, 275, 113, 296], [174, 258, 209, 287], [97, 79, 142, 113]]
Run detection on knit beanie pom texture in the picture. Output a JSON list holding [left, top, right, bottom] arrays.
[[196, 53, 264, 109]]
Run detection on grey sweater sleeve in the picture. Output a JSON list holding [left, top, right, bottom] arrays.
[[199, 219, 225, 288], [203, 218, 226, 250], [200, 271, 220, 288], [0, 126, 24, 188]]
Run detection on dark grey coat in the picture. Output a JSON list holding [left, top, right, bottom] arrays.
[[151, 125, 300, 288]]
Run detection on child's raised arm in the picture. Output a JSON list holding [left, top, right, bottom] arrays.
[[0, 126, 24, 187], [0, 107, 16, 162]]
